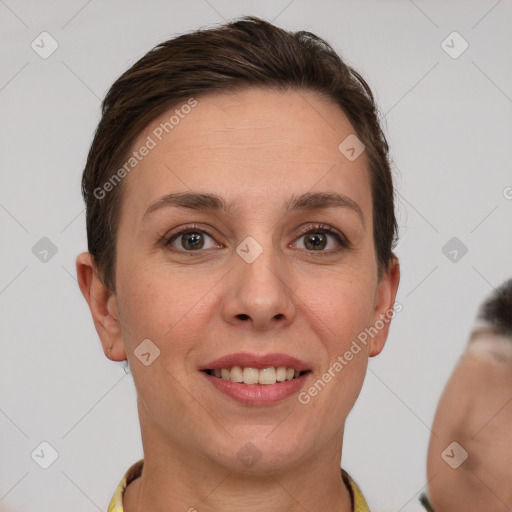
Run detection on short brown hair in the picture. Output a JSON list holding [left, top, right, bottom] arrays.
[[81, 15, 398, 291]]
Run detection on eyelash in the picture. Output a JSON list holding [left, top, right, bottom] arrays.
[[163, 223, 352, 256]]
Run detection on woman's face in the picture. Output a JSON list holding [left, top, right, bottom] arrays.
[[96, 87, 399, 471]]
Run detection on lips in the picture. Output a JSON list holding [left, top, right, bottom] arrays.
[[199, 352, 311, 372], [199, 352, 312, 405]]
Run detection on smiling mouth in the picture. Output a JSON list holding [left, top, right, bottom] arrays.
[[203, 366, 310, 385]]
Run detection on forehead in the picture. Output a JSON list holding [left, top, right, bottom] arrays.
[[121, 87, 372, 218]]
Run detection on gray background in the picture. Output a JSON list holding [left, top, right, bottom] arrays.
[[1, 0, 511, 510]]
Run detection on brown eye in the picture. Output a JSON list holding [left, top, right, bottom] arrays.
[[303, 232, 328, 251], [179, 232, 205, 250], [294, 224, 350, 253], [166, 228, 218, 252]]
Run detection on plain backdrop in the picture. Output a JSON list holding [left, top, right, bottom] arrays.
[[1, 1, 511, 511]]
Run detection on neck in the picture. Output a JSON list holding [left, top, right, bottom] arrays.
[[123, 400, 352, 512], [125, 458, 352, 512], [124, 429, 352, 512]]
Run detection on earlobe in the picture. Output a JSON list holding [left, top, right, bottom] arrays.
[[368, 257, 401, 357], [76, 252, 127, 362]]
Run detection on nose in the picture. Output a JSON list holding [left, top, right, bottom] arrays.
[[221, 241, 297, 332]]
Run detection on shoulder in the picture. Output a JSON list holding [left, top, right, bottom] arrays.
[[107, 459, 144, 512]]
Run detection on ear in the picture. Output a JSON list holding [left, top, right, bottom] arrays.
[[368, 256, 401, 357], [76, 252, 127, 361]]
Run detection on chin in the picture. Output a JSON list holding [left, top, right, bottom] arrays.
[[207, 430, 312, 474]]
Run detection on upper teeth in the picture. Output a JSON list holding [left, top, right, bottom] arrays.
[[211, 366, 301, 385]]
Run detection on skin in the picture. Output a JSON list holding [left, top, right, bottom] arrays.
[[77, 87, 400, 512], [427, 332, 512, 511]]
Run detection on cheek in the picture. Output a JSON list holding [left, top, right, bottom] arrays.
[[303, 272, 375, 400], [115, 263, 210, 353], [305, 269, 376, 343], [115, 268, 213, 408]]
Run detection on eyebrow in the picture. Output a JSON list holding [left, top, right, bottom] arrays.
[[143, 191, 364, 225]]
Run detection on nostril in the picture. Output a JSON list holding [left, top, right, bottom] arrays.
[[237, 314, 250, 320]]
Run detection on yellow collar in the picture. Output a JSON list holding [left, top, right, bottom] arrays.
[[108, 459, 370, 512]]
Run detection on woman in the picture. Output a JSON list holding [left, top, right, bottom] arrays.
[[76, 16, 401, 511]]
